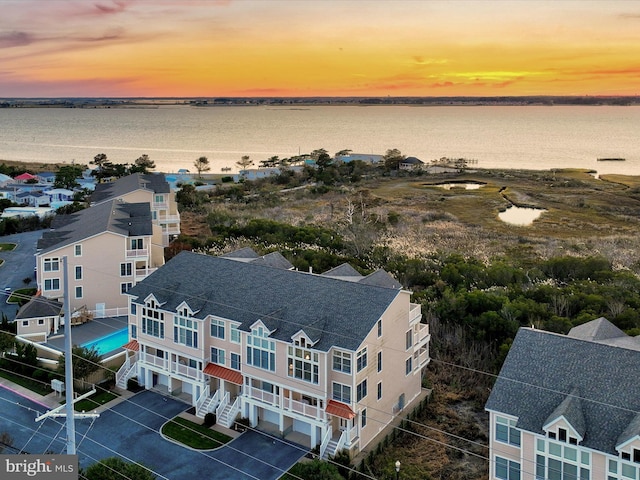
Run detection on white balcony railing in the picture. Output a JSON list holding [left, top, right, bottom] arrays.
[[135, 267, 157, 280], [139, 351, 168, 369], [195, 385, 210, 413], [409, 303, 422, 325], [171, 361, 204, 382], [158, 214, 180, 223], [126, 248, 148, 258], [246, 385, 278, 405], [152, 201, 169, 209], [283, 396, 321, 420]]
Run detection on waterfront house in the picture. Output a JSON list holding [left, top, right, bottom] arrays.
[[91, 173, 180, 246], [118, 249, 430, 458], [399, 156, 425, 171], [16, 190, 50, 207], [485, 318, 640, 480], [36, 199, 164, 319]]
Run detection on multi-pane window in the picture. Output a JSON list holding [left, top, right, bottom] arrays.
[[246, 326, 275, 371], [142, 301, 165, 339], [130, 238, 143, 250], [44, 278, 60, 291], [608, 458, 640, 480], [377, 351, 383, 372], [405, 329, 413, 350], [536, 439, 590, 480], [377, 381, 382, 400], [377, 319, 382, 337], [496, 416, 521, 447], [333, 350, 352, 374], [210, 318, 225, 339], [44, 257, 60, 272], [230, 324, 241, 343], [211, 347, 225, 365], [288, 346, 319, 384], [230, 353, 241, 370], [74, 244, 82, 256], [356, 348, 367, 372], [361, 408, 367, 428], [332, 382, 351, 403], [174, 316, 198, 348], [154, 194, 164, 204], [120, 262, 132, 276], [495, 456, 521, 480], [405, 357, 412, 375], [121, 283, 132, 294], [356, 379, 367, 402], [131, 324, 137, 339], [75, 286, 83, 299], [75, 265, 82, 280]]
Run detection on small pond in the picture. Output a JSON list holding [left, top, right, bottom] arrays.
[[498, 206, 546, 226], [431, 182, 484, 190]]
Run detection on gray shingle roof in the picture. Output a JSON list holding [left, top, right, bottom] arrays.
[[568, 317, 640, 350], [486, 327, 640, 454], [322, 263, 363, 279], [249, 252, 293, 270], [127, 251, 401, 352], [15, 297, 63, 320], [359, 269, 403, 289], [37, 200, 152, 254], [543, 387, 586, 438], [90, 173, 169, 204]]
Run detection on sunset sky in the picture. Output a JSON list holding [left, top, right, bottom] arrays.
[[1, 0, 639, 98]]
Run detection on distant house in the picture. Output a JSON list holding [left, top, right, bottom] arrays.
[[15, 191, 49, 207], [399, 157, 425, 171], [486, 318, 640, 480], [37, 172, 56, 184], [14, 296, 63, 342], [0, 173, 12, 186], [45, 188, 74, 204], [13, 172, 38, 183], [335, 153, 383, 165], [0, 207, 54, 219]]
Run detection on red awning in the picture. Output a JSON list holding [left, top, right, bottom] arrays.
[[203, 363, 243, 385], [326, 399, 356, 420], [123, 340, 139, 351]]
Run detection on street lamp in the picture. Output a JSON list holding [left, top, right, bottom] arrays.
[[395, 460, 401, 480]]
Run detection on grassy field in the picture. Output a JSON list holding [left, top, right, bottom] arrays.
[[161, 416, 232, 450], [0, 243, 17, 251]]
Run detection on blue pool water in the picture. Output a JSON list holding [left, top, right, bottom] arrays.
[[81, 328, 128, 355]]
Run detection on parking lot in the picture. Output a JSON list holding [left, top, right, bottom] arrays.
[[0, 386, 306, 480]]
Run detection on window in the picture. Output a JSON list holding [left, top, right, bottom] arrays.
[[74, 244, 82, 257], [131, 303, 137, 315], [155, 194, 164, 204], [246, 326, 275, 371], [559, 428, 567, 442], [405, 357, 412, 375], [75, 286, 82, 299], [288, 346, 319, 384], [634, 449, 640, 464], [356, 348, 367, 372], [333, 350, 352, 374], [377, 382, 382, 400], [377, 319, 382, 337], [38, 319, 45, 325], [230, 324, 241, 343], [44, 278, 60, 291], [131, 324, 137, 339], [211, 347, 225, 365], [377, 351, 382, 372], [405, 329, 413, 350], [231, 353, 241, 370], [75, 265, 82, 280], [130, 238, 143, 250], [174, 315, 198, 348], [43, 257, 59, 272], [495, 456, 520, 480], [537, 438, 590, 480], [22, 320, 28, 327], [496, 416, 521, 447], [332, 382, 351, 403], [121, 283, 132, 294], [142, 302, 165, 339], [120, 263, 132, 276], [210, 318, 225, 339], [356, 379, 367, 401], [361, 408, 367, 428]]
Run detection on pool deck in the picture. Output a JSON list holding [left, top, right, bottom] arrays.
[[45, 315, 128, 356]]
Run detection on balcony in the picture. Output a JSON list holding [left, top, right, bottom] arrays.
[[409, 303, 422, 325], [157, 214, 180, 223], [152, 201, 169, 209], [244, 384, 323, 421], [126, 248, 148, 259], [135, 267, 157, 281]]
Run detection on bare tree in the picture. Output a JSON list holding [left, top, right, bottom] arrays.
[[193, 156, 210, 178], [236, 155, 254, 172]]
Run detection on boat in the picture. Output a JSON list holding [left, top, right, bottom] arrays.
[[597, 157, 625, 161]]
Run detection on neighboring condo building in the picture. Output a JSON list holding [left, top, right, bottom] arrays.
[[486, 318, 640, 480], [36, 199, 165, 317], [91, 173, 180, 246], [118, 249, 430, 458]]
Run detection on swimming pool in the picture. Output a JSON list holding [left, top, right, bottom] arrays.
[[81, 328, 129, 356]]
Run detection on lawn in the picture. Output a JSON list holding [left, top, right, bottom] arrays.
[[0, 243, 16, 251], [7, 288, 37, 304], [73, 389, 118, 412], [0, 369, 52, 396], [161, 416, 232, 450]]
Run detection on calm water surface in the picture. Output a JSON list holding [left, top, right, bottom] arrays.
[[0, 105, 638, 175]]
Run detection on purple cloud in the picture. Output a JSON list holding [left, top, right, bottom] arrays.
[[0, 31, 33, 48]]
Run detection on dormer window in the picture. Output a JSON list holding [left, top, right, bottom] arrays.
[[559, 428, 567, 442], [634, 449, 640, 464]]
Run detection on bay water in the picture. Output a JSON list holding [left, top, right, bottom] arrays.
[[0, 105, 637, 175]]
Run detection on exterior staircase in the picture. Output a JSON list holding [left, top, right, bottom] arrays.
[[322, 436, 340, 460], [116, 362, 136, 389], [196, 394, 219, 419], [217, 403, 236, 428]]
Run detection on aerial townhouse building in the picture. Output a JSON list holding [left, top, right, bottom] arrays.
[[91, 173, 180, 247], [117, 249, 430, 458], [486, 318, 640, 480], [36, 199, 165, 321]]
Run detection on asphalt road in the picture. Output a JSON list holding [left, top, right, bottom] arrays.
[[0, 388, 306, 480], [0, 230, 42, 320]]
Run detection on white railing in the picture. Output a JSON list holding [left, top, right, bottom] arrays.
[[115, 352, 138, 385], [157, 214, 179, 222], [409, 303, 422, 325], [216, 391, 230, 419], [227, 397, 241, 425], [135, 267, 157, 279], [87, 307, 129, 319], [140, 351, 168, 369], [246, 385, 277, 405], [171, 361, 204, 382], [319, 429, 332, 459], [161, 226, 181, 235], [152, 201, 169, 209], [195, 385, 210, 414], [335, 430, 347, 455], [284, 397, 320, 420], [126, 248, 148, 258]]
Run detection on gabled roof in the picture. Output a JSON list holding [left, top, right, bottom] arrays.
[[37, 199, 153, 254], [15, 297, 63, 320], [568, 317, 640, 350], [543, 387, 586, 439], [486, 326, 640, 455], [128, 251, 402, 352], [90, 173, 170, 204], [249, 252, 293, 270], [322, 263, 363, 280], [617, 413, 640, 449], [14, 172, 37, 181], [401, 156, 424, 164], [221, 247, 260, 260], [359, 269, 402, 289]]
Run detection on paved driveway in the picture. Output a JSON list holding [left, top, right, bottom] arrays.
[[0, 387, 306, 480], [0, 230, 43, 320]]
